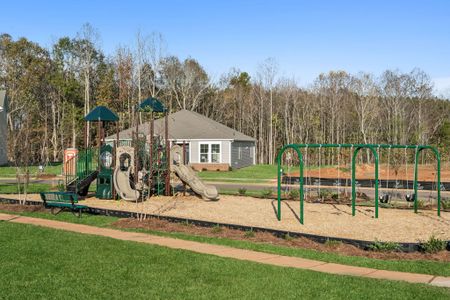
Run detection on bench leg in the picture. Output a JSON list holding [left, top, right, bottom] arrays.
[[51, 207, 64, 215], [72, 208, 82, 218]]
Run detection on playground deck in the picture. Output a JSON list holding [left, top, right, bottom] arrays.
[[2, 194, 449, 243]]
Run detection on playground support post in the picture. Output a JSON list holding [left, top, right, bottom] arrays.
[[351, 145, 379, 218], [164, 112, 170, 196], [413, 146, 441, 216], [148, 112, 154, 198], [277, 144, 304, 224]]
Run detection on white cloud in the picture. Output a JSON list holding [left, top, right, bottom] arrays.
[[433, 77, 450, 99]]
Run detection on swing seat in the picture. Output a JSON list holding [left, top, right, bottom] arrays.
[[379, 194, 390, 204], [405, 194, 415, 202]]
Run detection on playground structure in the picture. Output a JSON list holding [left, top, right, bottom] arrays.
[[63, 98, 218, 202], [277, 144, 442, 224]]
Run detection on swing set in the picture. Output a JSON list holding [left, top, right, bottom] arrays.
[[277, 143, 442, 224]]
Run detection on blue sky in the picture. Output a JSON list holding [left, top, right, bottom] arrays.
[[2, 0, 450, 95]]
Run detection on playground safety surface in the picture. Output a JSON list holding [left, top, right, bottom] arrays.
[[2, 193, 449, 243]]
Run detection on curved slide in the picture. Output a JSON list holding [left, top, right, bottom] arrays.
[[113, 146, 140, 201], [113, 167, 140, 201], [172, 164, 219, 200]]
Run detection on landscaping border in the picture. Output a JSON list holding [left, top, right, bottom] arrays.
[[1, 196, 448, 252]]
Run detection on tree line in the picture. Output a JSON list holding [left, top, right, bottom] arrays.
[[1, 23, 450, 167]]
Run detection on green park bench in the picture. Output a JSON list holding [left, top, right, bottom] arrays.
[[40, 192, 88, 217]]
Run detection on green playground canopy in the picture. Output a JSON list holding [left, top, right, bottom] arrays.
[[138, 97, 167, 113], [84, 106, 119, 122]]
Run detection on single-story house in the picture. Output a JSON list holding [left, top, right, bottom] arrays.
[[106, 109, 256, 171], [0, 91, 7, 166]]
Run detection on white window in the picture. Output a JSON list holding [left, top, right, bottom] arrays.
[[199, 142, 221, 163], [200, 144, 209, 163]]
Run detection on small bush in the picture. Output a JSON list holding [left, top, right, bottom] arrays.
[[244, 230, 255, 238], [288, 189, 300, 199], [441, 200, 450, 210], [283, 233, 294, 241], [420, 236, 447, 253], [368, 240, 401, 252], [238, 187, 247, 196], [56, 180, 65, 192], [211, 224, 223, 234], [319, 189, 332, 199], [417, 199, 426, 208], [324, 239, 342, 248], [331, 193, 339, 200], [261, 188, 273, 198], [181, 220, 192, 227]]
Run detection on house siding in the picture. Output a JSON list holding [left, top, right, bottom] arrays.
[[190, 141, 199, 163], [231, 141, 255, 169], [189, 140, 230, 164]]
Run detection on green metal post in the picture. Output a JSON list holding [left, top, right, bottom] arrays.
[[413, 146, 441, 216], [351, 147, 358, 216], [277, 145, 304, 224], [436, 149, 441, 216], [277, 151, 282, 221], [413, 146, 420, 214]]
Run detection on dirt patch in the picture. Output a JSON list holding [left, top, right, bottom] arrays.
[[113, 217, 450, 262], [288, 163, 450, 182]]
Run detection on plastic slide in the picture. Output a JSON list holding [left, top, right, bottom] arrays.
[[113, 167, 140, 201], [172, 164, 219, 200], [113, 146, 140, 201]]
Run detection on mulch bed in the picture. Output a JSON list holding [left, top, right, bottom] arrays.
[[113, 217, 450, 262], [1, 203, 448, 262], [0, 203, 48, 213]]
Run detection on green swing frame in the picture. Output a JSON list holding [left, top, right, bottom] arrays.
[[276, 144, 441, 224]]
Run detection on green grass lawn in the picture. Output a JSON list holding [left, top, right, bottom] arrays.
[[198, 164, 277, 182], [0, 163, 62, 178], [0, 183, 59, 194], [0, 183, 97, 194], [2, 209, 450, 277], [0, 222, 448, 299]]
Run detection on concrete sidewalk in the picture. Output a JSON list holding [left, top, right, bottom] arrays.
[[0, 212, 449, 288]]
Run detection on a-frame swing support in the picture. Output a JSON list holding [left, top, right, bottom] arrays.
[[277, 143, 441, 224]]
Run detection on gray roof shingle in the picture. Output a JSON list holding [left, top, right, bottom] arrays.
[[106, 109, 256, 142]]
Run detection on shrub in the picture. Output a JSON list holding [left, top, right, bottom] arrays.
[[319, 189, 332, 199], [283, 233, 293, 241], [244, 230, 255, 238], [368, 240, 401, 252], [324, 239, 342, 248], [56, 180, 65, 192], [420, 236, 447, 253], [441, 200, 450, 210], [288, 189, 299, 199], [181, 220, 193, 227], [331, 193, 339, 200], [261, 188, 273, 198], [238, 187, 247, 196], [417, 199, 426, 208], [211, 224, 223, 234]]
